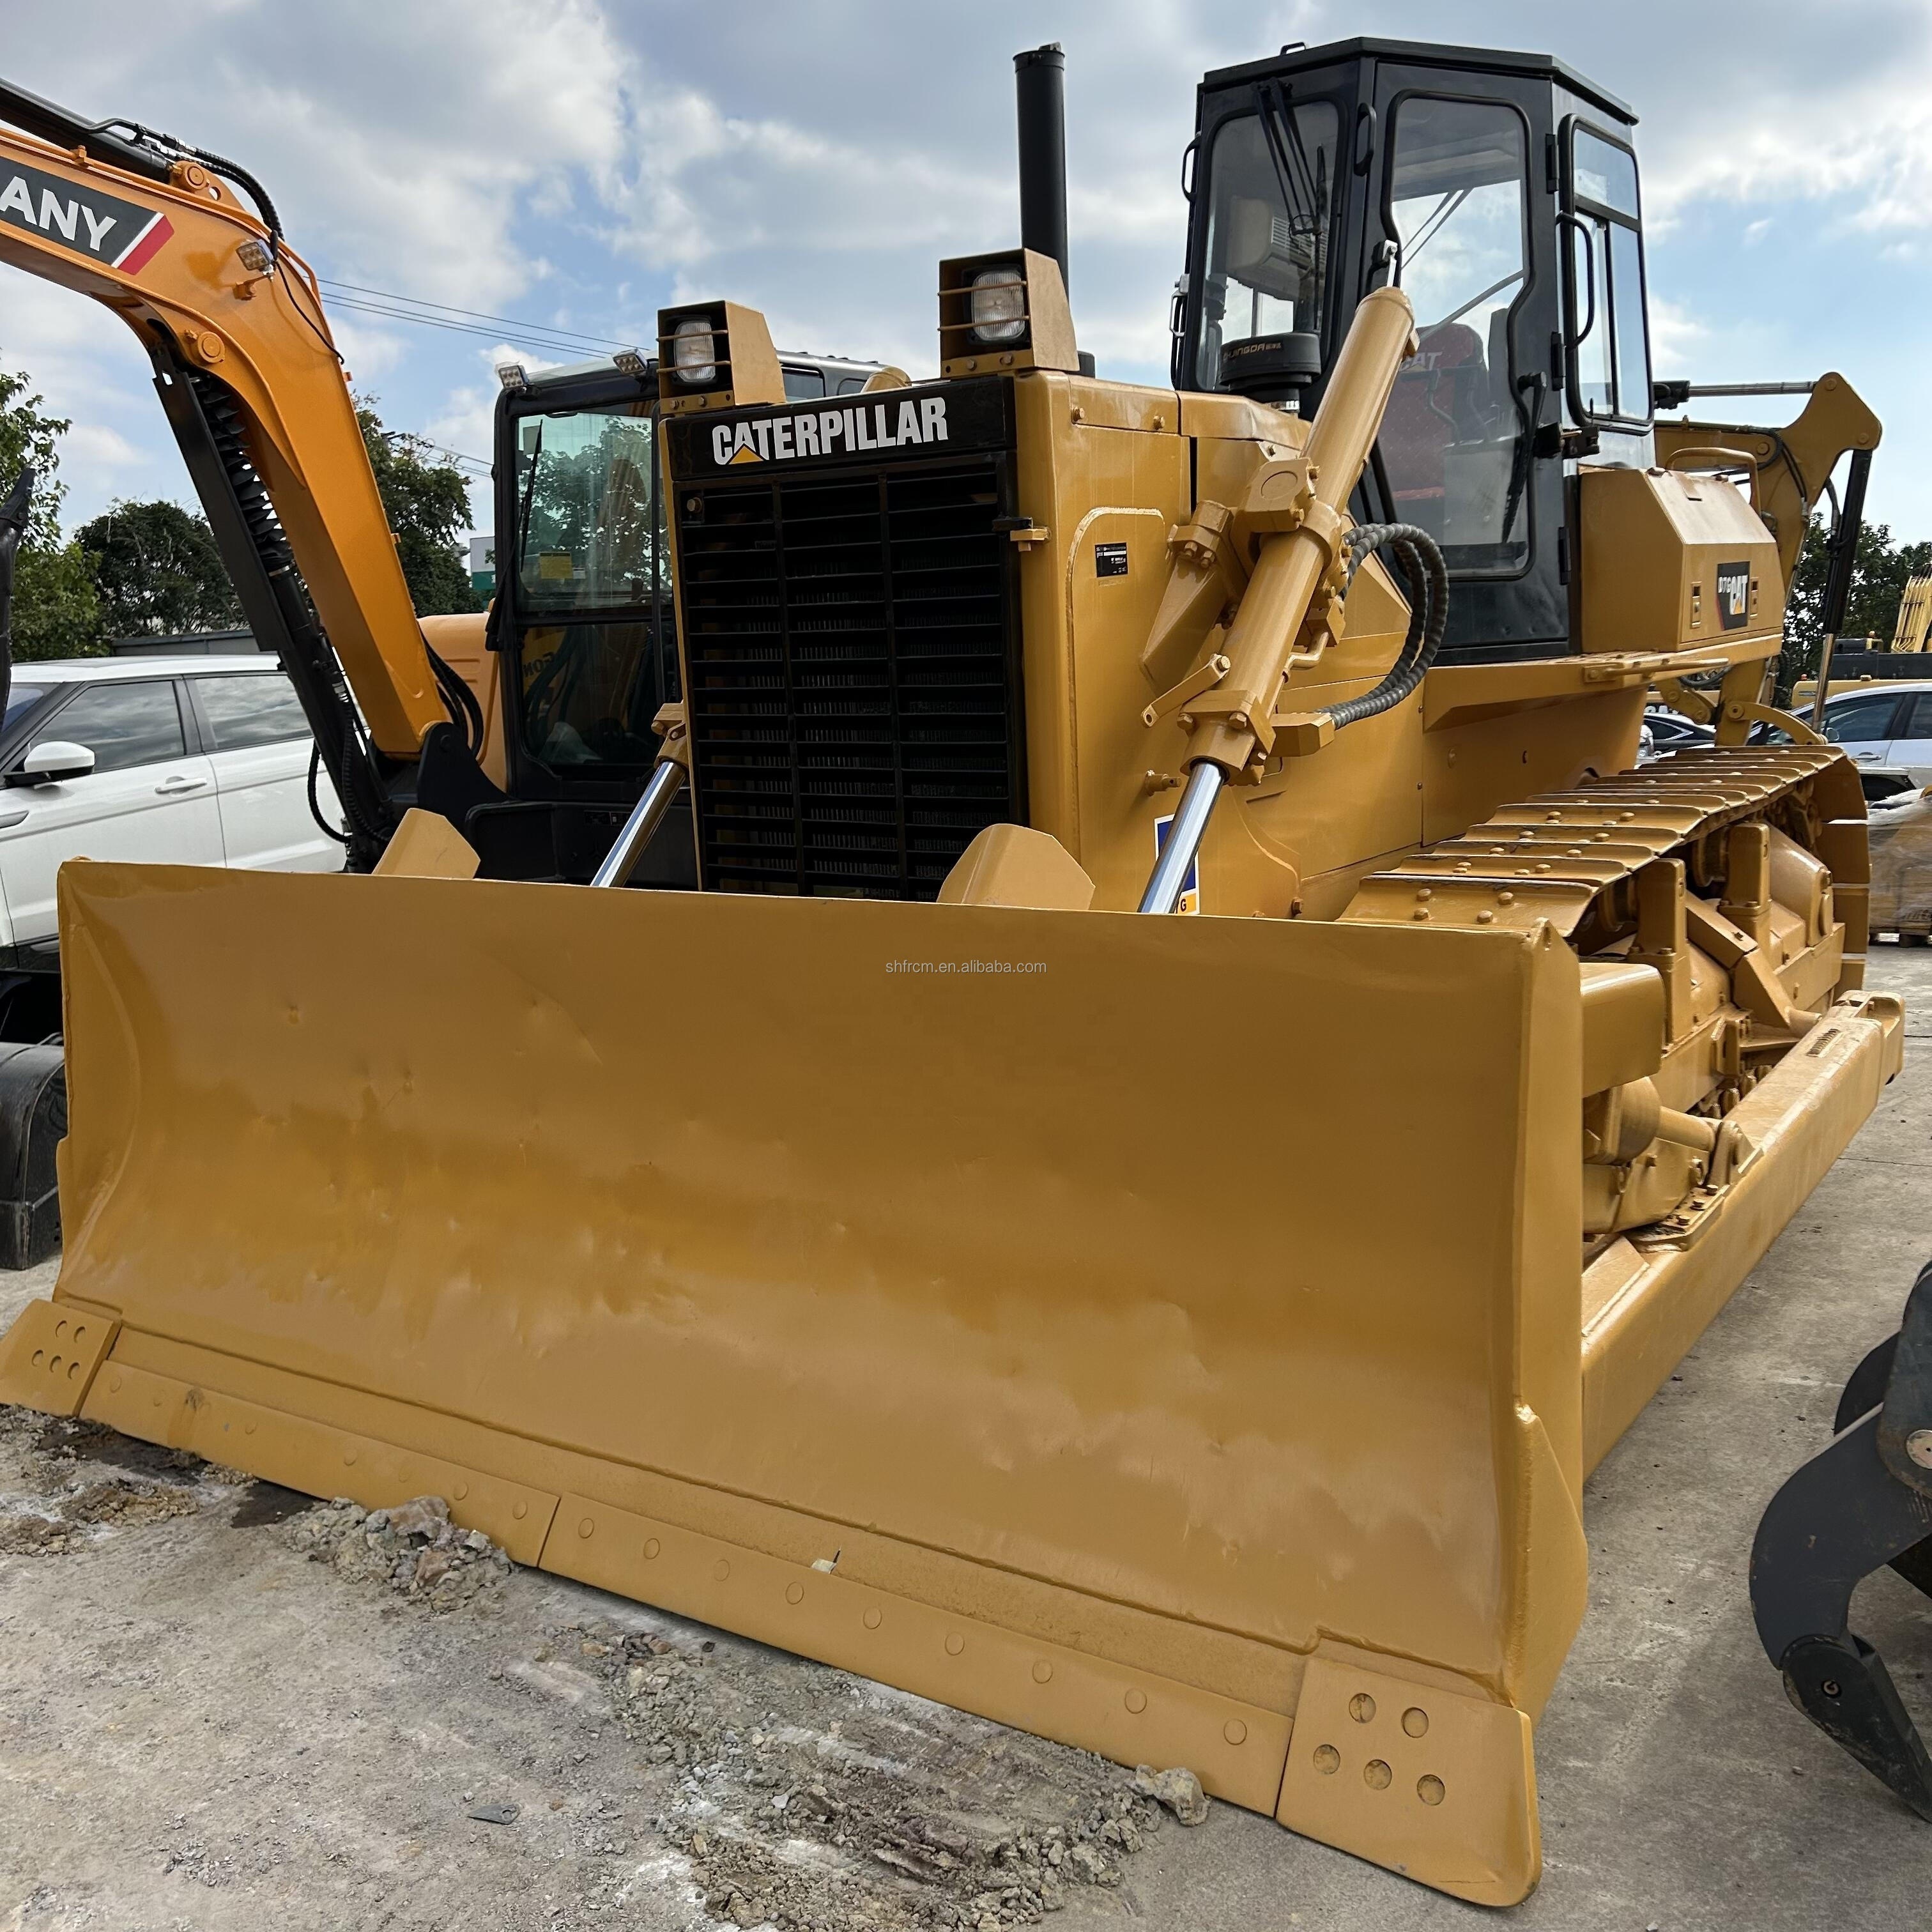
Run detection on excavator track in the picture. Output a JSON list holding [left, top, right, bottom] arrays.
[[1340, 742, 1867, 966]]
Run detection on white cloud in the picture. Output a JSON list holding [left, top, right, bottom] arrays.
[[1646, 297, 1709, 376], [9, 0, 1932, 538]]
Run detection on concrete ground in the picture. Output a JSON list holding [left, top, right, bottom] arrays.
[[5, 947, 1932, 1929]]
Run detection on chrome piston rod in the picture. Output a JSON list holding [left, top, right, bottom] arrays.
[[590, 758, 686, 889], [1137, 762, 1223, 914]]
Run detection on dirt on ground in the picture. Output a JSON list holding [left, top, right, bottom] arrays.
[[0, 1326, 1204, 1932]]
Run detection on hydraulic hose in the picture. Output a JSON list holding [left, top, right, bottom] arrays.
[[1319, 522, 1448, 731], [307, 739, 349, 846], [427, 644, 485, 757]]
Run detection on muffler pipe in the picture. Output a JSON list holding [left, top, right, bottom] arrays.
[[1015, 44, 1068, 295], [590, 758, 685, 888]]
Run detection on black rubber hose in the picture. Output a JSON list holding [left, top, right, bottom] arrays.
[[1319, 522, 1450, 732], [307, 739, 349, 846], [109, 122, 284, 258], [428, 643, 485, 757]]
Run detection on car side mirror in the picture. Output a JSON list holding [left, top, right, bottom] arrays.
[[8, 740, 95, 786]]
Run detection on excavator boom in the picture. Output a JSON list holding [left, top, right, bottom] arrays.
[[0, 79, 451, 852]]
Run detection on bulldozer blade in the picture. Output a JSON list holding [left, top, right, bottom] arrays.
[[0, 857, 1895, 1902]]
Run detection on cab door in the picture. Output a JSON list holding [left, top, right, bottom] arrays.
[[1364, 60, 1566, 657], [0, 677, 222, 947]]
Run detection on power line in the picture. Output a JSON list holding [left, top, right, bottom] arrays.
[[371, 425, 491, 473], [327, 295, 611, 358], [317, 277, 642, 356]]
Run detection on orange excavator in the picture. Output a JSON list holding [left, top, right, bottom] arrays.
[[0, 76, 878, 1259], [0, 78, 496, 868]]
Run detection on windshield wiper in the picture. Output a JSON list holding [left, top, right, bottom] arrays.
[[515, 419, 544, 584], [1255, 81, 1319, 227]]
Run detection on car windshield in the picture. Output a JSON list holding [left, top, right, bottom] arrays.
[[514, 403, 663, 614], [3, 684, 47, 732]]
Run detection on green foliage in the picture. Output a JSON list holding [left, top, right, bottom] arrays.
[[356, 398, 481, 617], [0, 364, 105, 659], [11, 539, 101, 660], [77, 498, 243, 639], [1780, 515, 1932, 698]]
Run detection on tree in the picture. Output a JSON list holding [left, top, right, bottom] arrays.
[[0, 365, 103, 659], [1781, 514, 1932, 697], [77, 499, 243, 638], [356, 398, 480, 617]]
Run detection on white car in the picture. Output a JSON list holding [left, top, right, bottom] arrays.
[[0, 655, 339, 978], [1803, 680, 1932, 785]]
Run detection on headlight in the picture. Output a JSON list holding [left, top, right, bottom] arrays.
[[969, 266, 1027, 346], [672, 316, 718, 387]]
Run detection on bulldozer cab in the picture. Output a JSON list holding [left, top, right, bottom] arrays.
[[1176, 38, 1652, 662]]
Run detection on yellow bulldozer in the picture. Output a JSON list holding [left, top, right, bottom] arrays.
[[0, 35, 1906, 1906]]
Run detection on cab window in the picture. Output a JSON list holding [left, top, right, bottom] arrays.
[[1192, 98, 1341, 393], [1565, 125, 1651, 427], [1380, 96, 1532, 577], [514, 404, 659, 614]]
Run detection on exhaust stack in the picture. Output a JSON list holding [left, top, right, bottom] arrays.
[[1015, 43, 1092, 376], [1015, 44, 1068, 292]]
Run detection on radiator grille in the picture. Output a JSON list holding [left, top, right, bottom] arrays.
[[676, 453, 1023, 898]]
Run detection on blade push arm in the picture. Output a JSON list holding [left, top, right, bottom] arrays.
[[0, 91, 445, 763]]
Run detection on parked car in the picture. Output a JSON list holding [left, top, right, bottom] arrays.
[[1639, 705, 1717, 762], [0, 655, 339, 1035], [1750, 680, 1932, 783], [1645, 687, 1932, 787]]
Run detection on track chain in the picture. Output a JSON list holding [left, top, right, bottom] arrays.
[[1339, 744, 1864, 946]]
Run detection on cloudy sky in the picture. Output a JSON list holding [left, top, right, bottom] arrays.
[[7, 0, 1932, 544]]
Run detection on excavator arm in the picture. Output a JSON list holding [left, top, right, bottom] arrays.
[[0, 77, 470, 862]]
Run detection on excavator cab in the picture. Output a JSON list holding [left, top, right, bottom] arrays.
[[477, 348, 885, 884], [1175, 38, 1651, 660]]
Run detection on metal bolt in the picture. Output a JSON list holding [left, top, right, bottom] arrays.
[[1907, 1430, 1932, 1469]]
